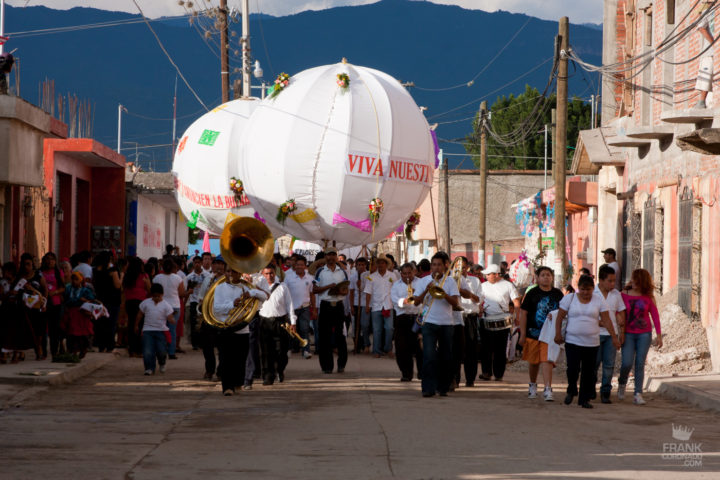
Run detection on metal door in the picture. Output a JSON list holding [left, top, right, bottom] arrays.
[[678, 188, 693, 315], [642, 198, 655, 272]]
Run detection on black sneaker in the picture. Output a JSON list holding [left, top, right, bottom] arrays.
[[580, 401, 594, 409], [168, 354, 178, 360], [422, 392, 435, 398], [601, 393, 612, 404], [564, 394, 575, 405]]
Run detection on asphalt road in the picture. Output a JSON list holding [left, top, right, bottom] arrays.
[[1, 348, 719, 479]]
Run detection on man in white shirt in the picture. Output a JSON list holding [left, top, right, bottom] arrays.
[[601, 248, 621, 290], [390, 263, 422, 381], [200, 252, 213, 276], [72, 251, 93, 281], [137, 283, 175, 375], [213, 266, 267, 396], [153, 258, 186, 359], [284, 255, 315, 359], [257, 264, 297, 385], [197, 256, 226, 380], [413, 252, 461, 397], [312, 247, 349, 374], [349, 257, 371, 353], [594, 264, 626, 404], [458, 258, 484, 387], [479, 264, 520, 381], [364, 254, 396, 358], [185, 256, 209, 350]]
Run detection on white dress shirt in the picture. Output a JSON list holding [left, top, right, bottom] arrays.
[[363, 270, 395, 312], [313, 264, 348, 303], [415, 274, 460, 326], [258, 282, 297, 325], [213, 281, 268, 334], [391, 277, 421, 315], [481, 279, 518, 316], [284, 271, 313, 309], [460, 274, 483, 315], [349, 270, 371, 307]]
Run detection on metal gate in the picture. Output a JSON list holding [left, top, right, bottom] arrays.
[[622, 200, 642, 284], [642, 198, 655, 272], [678, 187, 693, 315]]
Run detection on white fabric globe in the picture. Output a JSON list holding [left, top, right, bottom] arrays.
[[239, 62, 435, 246], [172, 98, 261, 235]]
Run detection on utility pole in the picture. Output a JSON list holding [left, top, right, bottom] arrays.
[[554, 17, 569, 287], [551, 109, 556, 181], [544, 123, 548, 190], [478, 100, 488, 267], [117, 103, 127, 154], [442, 151, 451, 254], [219, 0, 230, 103], [0, 0, 5, 55], [590, 94, 595, 130], [241, 0, 252, 98]]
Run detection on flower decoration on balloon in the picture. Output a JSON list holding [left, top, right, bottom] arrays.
[[229, 177, 244, 199], [276, 199, 298, 225], [404, 212, 421, 240], [336, 73, 350, 90], [268, 72, 291, 99], [368, 197, 384, 225]]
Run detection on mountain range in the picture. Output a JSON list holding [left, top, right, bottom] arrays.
[[3, 0, 602, 169]]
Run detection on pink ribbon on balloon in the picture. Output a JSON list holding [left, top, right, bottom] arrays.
[[332, 213, 372, 232], [254, 212, 266, 224]]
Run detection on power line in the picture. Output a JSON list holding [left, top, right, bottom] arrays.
[[414, 16, 533, 92], [7, 13, 193, 38], [132, 0, 209, 112]]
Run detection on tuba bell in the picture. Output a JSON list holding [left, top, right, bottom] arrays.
[[201, 216, 274, 331]]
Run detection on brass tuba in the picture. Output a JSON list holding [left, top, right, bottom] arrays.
[[201, 216, 274, 331]]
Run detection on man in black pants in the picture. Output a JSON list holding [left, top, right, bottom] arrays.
[[257, 264, 297, 385], [212, 266, 267, 396], [390, 263, 422, 381], [312, 247, 349, 374], [198, 257, 226, 380], [458, 258, 483, 386], [478, 264, 520, 381]]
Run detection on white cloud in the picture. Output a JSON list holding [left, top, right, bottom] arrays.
[[6, 0, 603, 24]]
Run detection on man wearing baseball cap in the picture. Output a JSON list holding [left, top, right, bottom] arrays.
[[479, 264, 519, 381], [601, 248, 620, 289]]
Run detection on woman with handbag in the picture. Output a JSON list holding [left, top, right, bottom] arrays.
[[554, 275, 620, 409]]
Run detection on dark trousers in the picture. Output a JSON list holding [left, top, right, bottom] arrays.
[[259, 315, 290, 384], [565, 343, 599, 404], [29, 310, 47, 358], [188, 301, 202, 349], [318, 300, 347, 372], [452, 324, 465, 385], [394, 314, 422, 380], [126, 299, 143, 355], [463, 314, 479, 384], [246, 316, 261, 385], [421, 323, 453, 395], [218, 332, 249, 392], [95, 304, 119, 352], [201, 323, 219, 376], [46, 304, 65, 357], [479, 321, 509, 379]]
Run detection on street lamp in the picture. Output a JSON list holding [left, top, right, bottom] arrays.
[[253, 60, 263, 79], [54, 203, 64, 223]]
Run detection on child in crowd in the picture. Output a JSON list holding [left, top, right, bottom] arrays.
[[61, 272, 96, 358], [136, 283, 175, 376]]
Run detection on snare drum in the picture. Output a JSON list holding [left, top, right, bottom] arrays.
[[483, 313, 513, 331]]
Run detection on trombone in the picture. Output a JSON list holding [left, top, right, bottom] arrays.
[[416, 257, 463, 326]]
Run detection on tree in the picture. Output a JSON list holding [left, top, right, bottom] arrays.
[[464, 85, 593, 170]]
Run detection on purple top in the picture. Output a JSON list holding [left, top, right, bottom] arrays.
[[621, 293, 661, 336]]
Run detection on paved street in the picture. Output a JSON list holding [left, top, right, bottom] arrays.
[[1, 349, 719, 479]]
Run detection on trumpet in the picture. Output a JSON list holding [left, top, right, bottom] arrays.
[[427, 257, 463, 300], [405, 282, 416, 303], [282, 323, 308, 347]]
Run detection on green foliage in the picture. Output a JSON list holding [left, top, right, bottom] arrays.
[[464, 85, 594, 170]]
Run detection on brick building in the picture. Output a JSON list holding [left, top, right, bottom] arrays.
[[574, 0, 720, 370]]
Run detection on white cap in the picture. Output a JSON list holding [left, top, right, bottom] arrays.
[[482, 264, 500, 275]]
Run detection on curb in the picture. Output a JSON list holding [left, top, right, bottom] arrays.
[[0, 353, 120, 386], [647, 375, 720, 414]]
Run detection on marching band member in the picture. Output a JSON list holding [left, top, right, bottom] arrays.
[[197, 256, 226, 381], [349, 257, 371, 353], [257, 264, 297, 385], [213, 266, 267, 396], [413, 252, 461, 397], [479, 264, 520, 382], [312, 247, 349, 374], [459, 258, 483, 387], [364, 254, 396, 358], [390, 263, 422, 382], [284, 255, 315, 359]]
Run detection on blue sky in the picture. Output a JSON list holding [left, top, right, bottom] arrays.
[[6, 0, 604, 24]]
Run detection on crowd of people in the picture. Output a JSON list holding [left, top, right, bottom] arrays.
[[0, 245, 662, 407]]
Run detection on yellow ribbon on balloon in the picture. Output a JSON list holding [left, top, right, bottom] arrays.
[[290, 208, 318, 223]]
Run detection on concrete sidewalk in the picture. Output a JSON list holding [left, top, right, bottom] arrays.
[[0, 351, 120, 386], [647, 373, 720, 414]]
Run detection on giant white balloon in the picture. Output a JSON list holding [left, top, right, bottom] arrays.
[[172, 98, 261, 235], [239, 62, 435, 246]]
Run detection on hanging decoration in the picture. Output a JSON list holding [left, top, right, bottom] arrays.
[[368, 197, 384, 225], [404, 212, 421, 240], [268, 72, 291, 99], [229, 177, 244, 199], [336, 73, 350, 90], [276, 199, 298, 225]]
